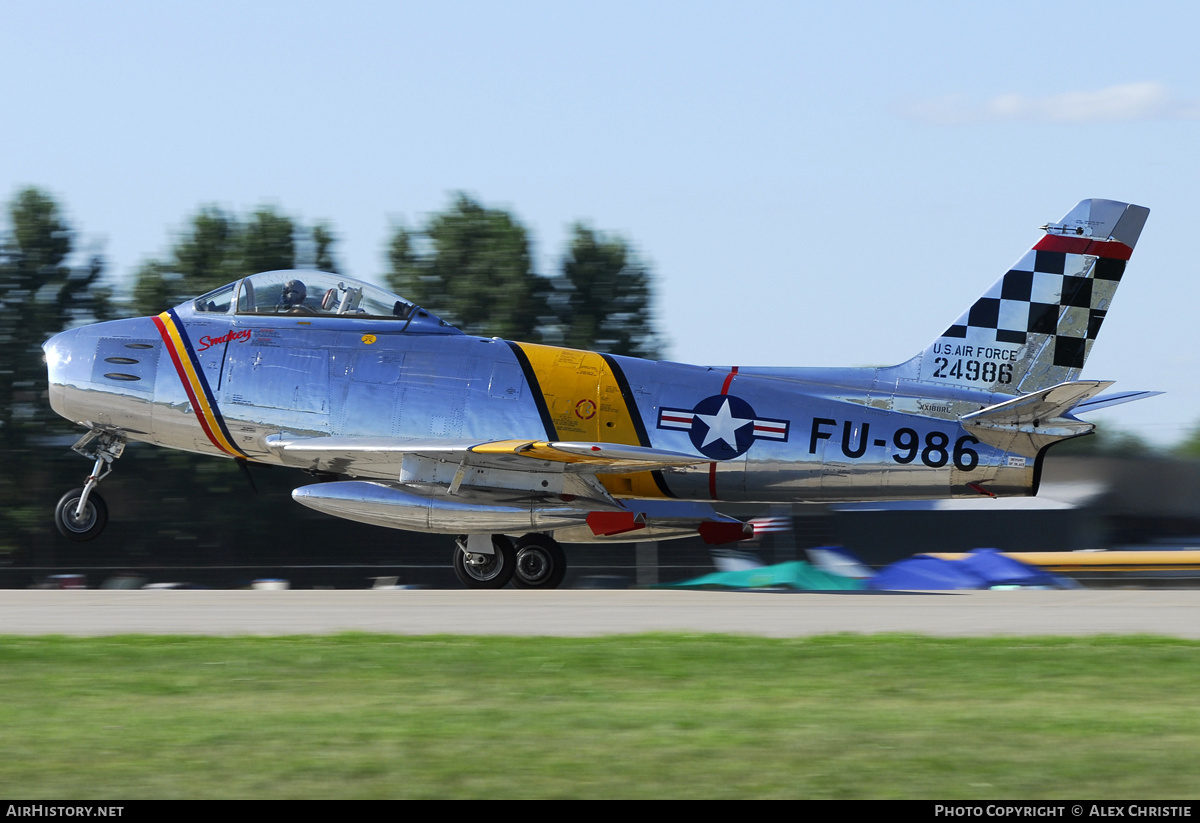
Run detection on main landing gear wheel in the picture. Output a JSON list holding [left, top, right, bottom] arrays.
[[453, 534, 516, 589], [512, 533, 567, 590], [54, 488, 109, 542]]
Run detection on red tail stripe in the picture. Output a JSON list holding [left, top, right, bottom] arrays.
[[1033, 235, 1133, 260]]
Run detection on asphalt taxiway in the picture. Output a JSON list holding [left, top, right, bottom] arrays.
[[2, 589, 1199, 637]]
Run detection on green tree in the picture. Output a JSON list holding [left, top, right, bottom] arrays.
[[1172, 423, 1200, 460], [0, 188, 111, 447], [310, 222, 339, 273], [559, 223, 661, 358], [242, 208, 295, 275], [385, 194, 548, 341], [132, 206, 242, 316], [0, 187, 112, 554]]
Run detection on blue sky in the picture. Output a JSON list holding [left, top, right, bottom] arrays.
[[3, 1, 1198, 444]]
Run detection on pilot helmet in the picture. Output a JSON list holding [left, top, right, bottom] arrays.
[[281, 279, 307, 308]]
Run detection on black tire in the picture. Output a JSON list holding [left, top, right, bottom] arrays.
[[55, 488, 108, 542], [512, 534, 567, 589], [453, 535, 516, 589]]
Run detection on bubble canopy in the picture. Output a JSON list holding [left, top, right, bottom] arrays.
[[187, 270, 460, 333]]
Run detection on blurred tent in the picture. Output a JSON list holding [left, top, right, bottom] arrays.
[[655, 560, 865, 591], [806, 545, 876, 579], [867, 549, 1077, 591]]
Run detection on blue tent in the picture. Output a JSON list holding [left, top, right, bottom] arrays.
[[868, 549, 1075, 591], [957, 549, 1075, 588], [867, 555, 984, 591]]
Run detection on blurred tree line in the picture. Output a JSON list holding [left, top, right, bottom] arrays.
[[0, 186, 661, 574], [387, 193, 659, 357], [125, 191, 660, 357], [0, 189, 113, 558]]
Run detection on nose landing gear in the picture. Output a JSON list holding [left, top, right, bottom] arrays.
[[54, 429, 125, 542]]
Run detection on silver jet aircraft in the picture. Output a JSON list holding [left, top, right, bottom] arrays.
[[43, 199, 1154, 588]]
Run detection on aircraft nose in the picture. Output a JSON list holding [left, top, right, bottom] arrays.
[[43, 327, 81, 386]]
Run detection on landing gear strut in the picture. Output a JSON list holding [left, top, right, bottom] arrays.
[[54, 429, 124, 542], [453, 533, 568, 589]]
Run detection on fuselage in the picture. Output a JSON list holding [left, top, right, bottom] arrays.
[[43, 274, 1039, 508]]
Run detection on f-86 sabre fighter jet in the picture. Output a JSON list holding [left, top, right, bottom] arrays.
[[43, 199, 1154, 588]]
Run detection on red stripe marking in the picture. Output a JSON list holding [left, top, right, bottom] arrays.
[[720, 365, 738, 395], [1033, 235, 1133, 260], [710, 366, 739, 500], [754, 424, 786, 433], [152, 315, 232, 455]]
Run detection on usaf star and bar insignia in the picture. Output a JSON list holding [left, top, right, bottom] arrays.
[[657, 394, 790, 460]]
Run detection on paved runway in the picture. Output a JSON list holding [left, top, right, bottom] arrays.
[[2, 589, 1199, 637]]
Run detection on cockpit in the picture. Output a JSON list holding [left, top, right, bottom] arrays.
[[188, 270, 460, 333]]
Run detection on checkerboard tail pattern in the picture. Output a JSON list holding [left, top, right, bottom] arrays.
[[915, 199, 1149, 395]]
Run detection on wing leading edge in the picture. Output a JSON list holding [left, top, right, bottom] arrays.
[[265, 435, 708, 477]]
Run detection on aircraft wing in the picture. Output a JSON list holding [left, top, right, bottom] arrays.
[[264, 435, 709, 478]]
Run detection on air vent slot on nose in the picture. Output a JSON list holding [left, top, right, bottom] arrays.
[[94, 337, 160, 394]]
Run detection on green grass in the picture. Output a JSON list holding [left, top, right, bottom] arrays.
[[1, 634, 1198, 799]]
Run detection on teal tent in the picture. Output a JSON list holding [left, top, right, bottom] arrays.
[[655, 561, 865, 591]]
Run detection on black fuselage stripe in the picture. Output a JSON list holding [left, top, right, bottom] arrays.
[[650, 469, 677, 499], [601, 353, 676, 499], [506, 340, 559, 440], [599, 354, 649, 444]]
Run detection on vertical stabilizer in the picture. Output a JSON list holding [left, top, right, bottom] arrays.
[[903, 199, 1149, 395]]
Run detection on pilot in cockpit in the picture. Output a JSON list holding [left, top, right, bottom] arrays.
[[279, 279, 313, 314]]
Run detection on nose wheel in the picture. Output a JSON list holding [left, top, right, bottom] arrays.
[[54, 429, 124, 542], [55, 488, 109, 541]]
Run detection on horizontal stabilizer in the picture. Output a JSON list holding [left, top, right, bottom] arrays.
[[960, 380, 1112, 452], [1073, 389, 1163, 414]]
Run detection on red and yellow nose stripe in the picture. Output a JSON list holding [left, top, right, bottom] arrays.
[[506, 341, 672, 498], [153, 309, 248, 459]]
